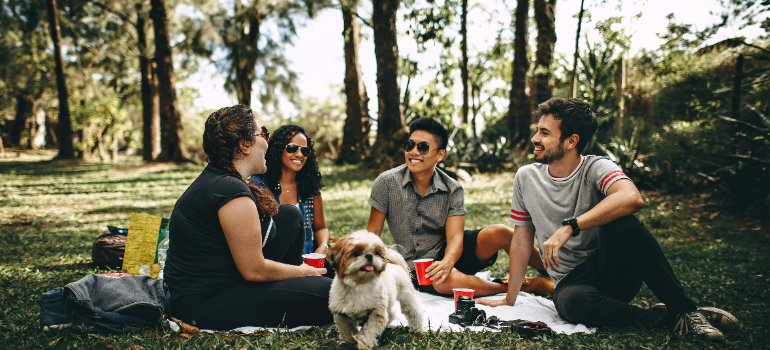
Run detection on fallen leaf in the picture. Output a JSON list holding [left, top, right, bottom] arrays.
[[710, 211, 720, 220], [170, 317, 200, 335]]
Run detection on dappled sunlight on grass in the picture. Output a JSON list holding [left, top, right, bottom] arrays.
[[0, 155, 768, 349]]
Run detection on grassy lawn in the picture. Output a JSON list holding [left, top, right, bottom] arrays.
[[1, 150, 768, 349]]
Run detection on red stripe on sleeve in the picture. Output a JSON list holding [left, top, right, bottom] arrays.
[[511, 214, 532, 221], [600, 173, 627, 194], [511, 209, 530, 217], [600, 170, 624, 191]]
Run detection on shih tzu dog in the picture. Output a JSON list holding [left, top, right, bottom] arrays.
[[327, 230, 423, 349]]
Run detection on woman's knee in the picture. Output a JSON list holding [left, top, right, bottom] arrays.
[[275, 203, 303, 224]]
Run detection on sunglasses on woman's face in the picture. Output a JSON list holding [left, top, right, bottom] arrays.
[[254, 126, 269, 142], [286, 143, 311, 156], [403, 139, 436, 155]]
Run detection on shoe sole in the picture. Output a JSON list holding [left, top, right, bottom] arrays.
[[698, 307, 741, 333]]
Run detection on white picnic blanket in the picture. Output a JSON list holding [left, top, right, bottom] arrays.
[[175, 272, 595, 335]]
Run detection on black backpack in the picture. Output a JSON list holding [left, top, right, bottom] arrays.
[[92, 226, 128, 269]]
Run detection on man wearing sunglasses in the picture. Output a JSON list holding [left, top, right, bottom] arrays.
[[366, 117, 553, 297]]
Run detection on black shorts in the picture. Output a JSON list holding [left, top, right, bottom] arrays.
[[410, 228, 499, 295]]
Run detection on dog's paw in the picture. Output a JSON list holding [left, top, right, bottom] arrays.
[[338, 335, 356, 344], [352, 334, 375, 350]]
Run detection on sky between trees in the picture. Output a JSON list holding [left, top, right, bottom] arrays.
[[184, 0, 765, 116]]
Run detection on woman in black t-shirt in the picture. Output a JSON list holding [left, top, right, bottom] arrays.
[[165, 105, 333, 330]]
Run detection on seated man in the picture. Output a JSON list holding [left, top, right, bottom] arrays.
[[478, 98, 738, 341], [366, 117, 552, 297]]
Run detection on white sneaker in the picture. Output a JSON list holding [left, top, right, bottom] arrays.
[[674, 311, 725, 342], [697, 307, 741, 333]]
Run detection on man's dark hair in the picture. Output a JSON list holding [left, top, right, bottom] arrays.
[[408, 117, 448, 150], [534, 98, 597, 153]]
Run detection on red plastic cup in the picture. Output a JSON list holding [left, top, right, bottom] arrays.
[[303, 253, 326, 268], [453, 288, 475, 309], [413, 258, 434, 285]]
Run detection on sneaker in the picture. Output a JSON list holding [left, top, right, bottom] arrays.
[[674, 311, 724, 342], [653, 304, 740, 333], [698, 307, 741, 333]]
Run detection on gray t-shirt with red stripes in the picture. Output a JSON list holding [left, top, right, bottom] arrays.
[[509, 155, 630, 286]]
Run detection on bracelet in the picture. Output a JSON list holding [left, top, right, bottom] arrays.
[[319, 242, 329, 249]]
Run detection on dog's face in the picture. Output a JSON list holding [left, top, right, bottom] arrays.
[[327, 230, 388, 283]]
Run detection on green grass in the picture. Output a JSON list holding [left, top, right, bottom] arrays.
[[1, 150, 769, 349]]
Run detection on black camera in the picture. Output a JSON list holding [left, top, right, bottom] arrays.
[[449, 296, 486, 326]]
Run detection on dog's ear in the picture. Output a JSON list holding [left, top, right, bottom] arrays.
[[326, 236, 346, 271]]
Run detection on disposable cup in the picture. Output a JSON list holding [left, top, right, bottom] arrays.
[[453, 288, 475, 309], [303, 253, 326, 268], [413, 258, 434, 285]]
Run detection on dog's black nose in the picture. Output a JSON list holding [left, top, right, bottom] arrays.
[[365, 254, 373, 262]]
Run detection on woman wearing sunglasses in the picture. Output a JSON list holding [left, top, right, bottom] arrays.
[[165, 106, 332, 330], [250, 125, 329, 256]]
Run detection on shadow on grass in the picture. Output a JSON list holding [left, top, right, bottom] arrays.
[[85, 205, 171, 215]]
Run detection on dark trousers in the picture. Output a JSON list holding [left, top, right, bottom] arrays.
[[552, 215, 697, 328], [171, 204, 333, 330]]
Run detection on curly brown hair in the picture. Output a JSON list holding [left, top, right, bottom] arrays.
[[263, 125, 324, 199], [203, 105, 278, 217]]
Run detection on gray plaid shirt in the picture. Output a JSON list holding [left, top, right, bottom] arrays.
[[368, 164, 466, 267]]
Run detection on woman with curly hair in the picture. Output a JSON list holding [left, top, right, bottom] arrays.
[[250, 125, 330, 256], [165, 105, 332, 330]]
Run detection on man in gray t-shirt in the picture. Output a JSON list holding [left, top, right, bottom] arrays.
[[478, 98, 737, 342], [367, 117, 552, 298]]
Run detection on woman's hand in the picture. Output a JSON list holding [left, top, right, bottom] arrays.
[[299, 264, 327, 277], [314, 244, 328, 255]]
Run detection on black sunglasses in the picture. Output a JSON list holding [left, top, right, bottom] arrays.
[[403, 139, 437, 155], [254, 126, 269, 142], [286, 143, 311, 156]]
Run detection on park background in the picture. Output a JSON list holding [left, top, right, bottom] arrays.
[[1, 0, 769, 348]]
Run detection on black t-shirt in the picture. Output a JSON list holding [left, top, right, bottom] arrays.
[[165, 164, 273, 296]]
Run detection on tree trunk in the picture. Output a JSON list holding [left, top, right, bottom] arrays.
[[229, 0, 261, 107], [614, 57, 626, 138], [733, 54, 744, 121], [508, 0, 530, 147], [10, 95, 34, 148], [534, 0, 557, 105], [569, 0, 585, 99], [151, 0, 190, 162], [370, 0, 408, 168], [137, 3, 160, 161], [460, 0, 469, 127], [337, 0, 370, 164], [47, 0, 76, 159]]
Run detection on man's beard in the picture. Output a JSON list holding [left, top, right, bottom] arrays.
[[534, 141, 566, 164]]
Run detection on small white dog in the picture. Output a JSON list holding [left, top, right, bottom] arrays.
[[327, 230, 423, 349]]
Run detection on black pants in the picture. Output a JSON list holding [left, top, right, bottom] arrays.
[[171, 204, 333, 330], [552, 215, 697, 328]]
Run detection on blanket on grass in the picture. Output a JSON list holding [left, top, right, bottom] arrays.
[[171, 287, 595, 335]]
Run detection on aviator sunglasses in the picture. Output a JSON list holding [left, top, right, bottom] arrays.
[[286, 143, 311, 156], [254, 126, 270, 142], [403, 139, 437, 155]]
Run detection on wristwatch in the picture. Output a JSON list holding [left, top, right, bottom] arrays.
[[562, 217, 581, 237]]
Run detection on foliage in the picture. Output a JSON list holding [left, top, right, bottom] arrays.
[[282, 93, 347, 161], [1, 153, 769, 349]]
